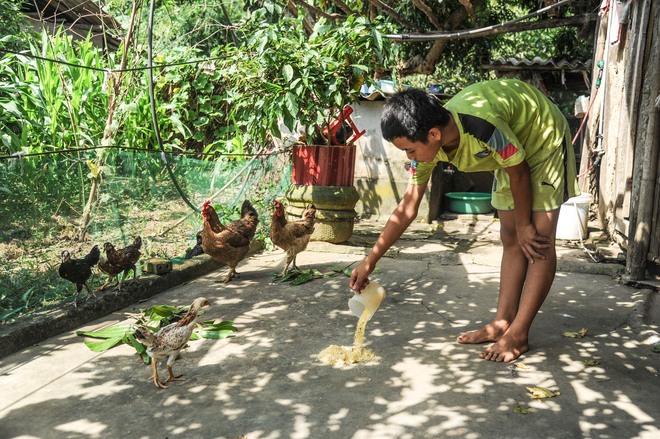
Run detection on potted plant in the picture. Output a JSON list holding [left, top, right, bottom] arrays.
[[221, 7, 393, 242]]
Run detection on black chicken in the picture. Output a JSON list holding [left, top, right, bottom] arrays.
[[184, 231, 204, 259], [58, 245, 101, 306]]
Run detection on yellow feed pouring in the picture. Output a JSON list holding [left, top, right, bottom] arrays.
[[318, 308, 376, 366], [319, 282, 386, 366]]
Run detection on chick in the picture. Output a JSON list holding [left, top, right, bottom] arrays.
[[134, 297, 211, 389]]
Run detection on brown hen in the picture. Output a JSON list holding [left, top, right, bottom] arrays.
[[201, 200, 259, 283], [100, 237, 142, 290], [270, 201, 316, 276], [96, 242, 122, 291], [134, 297, 211, 389]]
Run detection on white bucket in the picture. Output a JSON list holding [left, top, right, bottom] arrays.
[[556, 193, 592, 240], [348, 281, 387, 321]]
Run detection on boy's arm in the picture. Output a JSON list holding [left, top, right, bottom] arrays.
[[349, 181, 427, 291], [504, 161, 552, 263]]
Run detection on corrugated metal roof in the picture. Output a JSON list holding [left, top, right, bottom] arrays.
[[23, 0, 122, 51], [482, 57, 592, 71]]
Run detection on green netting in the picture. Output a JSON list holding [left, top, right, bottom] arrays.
[[0, 149, 291, 322]]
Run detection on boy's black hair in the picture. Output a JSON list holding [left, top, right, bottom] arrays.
[[380, 88, 451, 143]]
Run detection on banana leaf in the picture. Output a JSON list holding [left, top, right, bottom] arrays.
[[76, 324, 134, 339], [83, 337, 125, 352]]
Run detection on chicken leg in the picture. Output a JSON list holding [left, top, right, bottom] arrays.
[[224, 266, 239, 283], [96, 277, 119, 292], [165, 365, 185, 383], [148, 360, 168, 389]]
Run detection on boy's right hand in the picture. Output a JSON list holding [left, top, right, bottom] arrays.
[[349, 260, 372, 292]]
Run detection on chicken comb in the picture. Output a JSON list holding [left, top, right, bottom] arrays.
[[202, 200, 211, 209]]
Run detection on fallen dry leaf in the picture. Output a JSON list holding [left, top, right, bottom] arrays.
[[514, 362, 529, 369], [526, 386, 560, 399], [583, 359, 601, 366], [562, 327, 588, 338]]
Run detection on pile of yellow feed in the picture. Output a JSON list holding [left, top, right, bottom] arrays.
[[318, 309, 376, 366]]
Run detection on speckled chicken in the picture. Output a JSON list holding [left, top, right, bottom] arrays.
[[58, 245, 100, 305], [201, 200, 259, 282], [134, 297, 211, 389], [270, 201, 316, 276]]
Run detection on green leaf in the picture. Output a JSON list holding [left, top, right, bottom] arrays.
[[197, 329, 235, 339], [76, 324, 134, 339], [291, 271, 315, 285], [124, 333, 146, 354], [513, 405, 531, 415], [282, 64, 294, 82], [285, 92, 299, 117], [263, 81, 283, 93], [201, 320, 237, 332], [83, 337, 124, 352], [272, 270, 300, 283]]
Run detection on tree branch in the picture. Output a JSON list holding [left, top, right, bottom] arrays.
[[458, 0, 479, 23], [366, 0, 423, 32], [289, 0, 342, 21], [331, 0, 356, 15], [287, 0, 315, 34], [412, 0, 441, 30], [400, 0, 486, 75], [388, 14, 597, 42]]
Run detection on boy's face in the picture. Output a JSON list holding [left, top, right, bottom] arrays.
[[391, 128, 441, 163]]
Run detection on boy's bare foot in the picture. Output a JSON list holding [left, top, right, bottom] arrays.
[[456, 320, 509, 344], [480, 333, 529, 363]]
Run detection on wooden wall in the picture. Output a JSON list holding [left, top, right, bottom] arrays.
[[579, 0, 659, 279]]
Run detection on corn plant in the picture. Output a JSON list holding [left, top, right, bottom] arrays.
[[0, 53, 49, 155]]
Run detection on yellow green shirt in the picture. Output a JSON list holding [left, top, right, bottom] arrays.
[[411, 79, 570, 185]]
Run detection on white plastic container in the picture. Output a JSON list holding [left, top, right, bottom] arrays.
[[556, 193, 593, 240], [348, 281, 387, 321]]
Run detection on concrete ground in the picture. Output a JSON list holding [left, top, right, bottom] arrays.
[[1, 216, 658, 439]]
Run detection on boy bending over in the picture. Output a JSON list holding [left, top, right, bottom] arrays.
[[349, 79, 579, 363]]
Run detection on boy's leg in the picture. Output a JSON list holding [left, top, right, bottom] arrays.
[[457, 209, 527, 344], [458, 209, 560, 362]]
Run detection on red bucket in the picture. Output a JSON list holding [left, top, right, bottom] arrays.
[[292, 144, 356, 186]]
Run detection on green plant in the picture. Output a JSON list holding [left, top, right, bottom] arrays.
[[0, 0, 32, 52], [220, 5, 394, 147]]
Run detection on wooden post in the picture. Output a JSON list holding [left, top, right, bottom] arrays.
[[627, 0, 659, 279]]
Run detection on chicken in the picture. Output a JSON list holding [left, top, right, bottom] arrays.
[[134, 297, 211, 389], [201, 200, 259, 283], [184, 230, 204, 259], [270, 201, 316, 276], [58, 245, 100, 305], [96, 243, 124, 292], [101, 237, 142, 290]]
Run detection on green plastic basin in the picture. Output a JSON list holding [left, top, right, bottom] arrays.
[[445, 192, 493, 214]]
